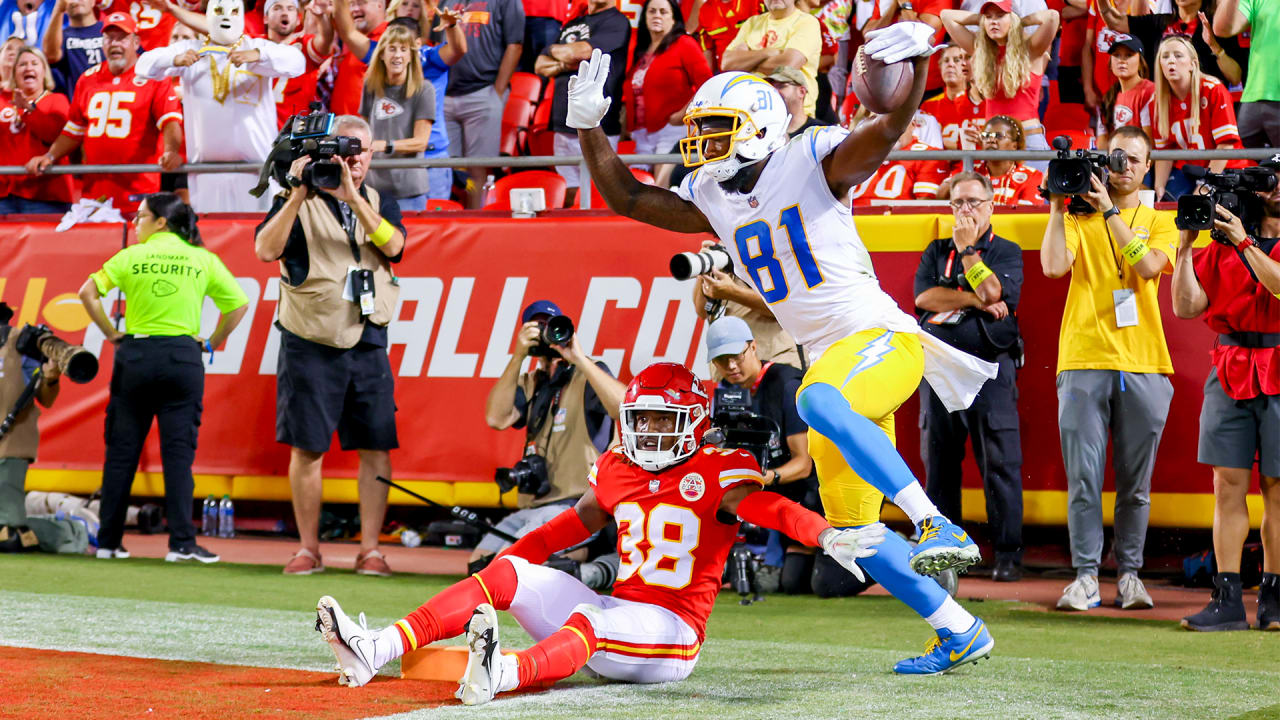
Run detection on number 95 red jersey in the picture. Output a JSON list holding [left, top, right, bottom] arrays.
[[589, 445, 765, 642]]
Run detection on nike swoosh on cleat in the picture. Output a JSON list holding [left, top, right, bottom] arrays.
[[949, 622, 984, 662], [952, 532, 968, 542]]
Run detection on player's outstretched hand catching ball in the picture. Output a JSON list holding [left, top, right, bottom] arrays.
[[818, 522, 888, 582], [863, 21, 942, 64], [566, 48, 612, 130]]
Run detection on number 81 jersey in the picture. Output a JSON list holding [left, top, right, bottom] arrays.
[[590, 445, 764, 642], [676, 125, 918, 359]]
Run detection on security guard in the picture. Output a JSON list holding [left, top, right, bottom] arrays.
[[78, 193, 249, 564], [914, 171, 1025, 582], [253, 114, 406, 577]]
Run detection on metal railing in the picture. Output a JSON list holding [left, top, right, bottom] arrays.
[[2, 148, 1276, 210]]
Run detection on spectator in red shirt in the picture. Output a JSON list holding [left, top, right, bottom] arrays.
[[0, 45, 74, 213], [268, 0, 334, 127], [687, 0, 759, 72], [1049, 0, 1088, 104], [920, 43, 985, 170], [1148, 34, 1245, 200], [1097, 33, 1152, 146], [624, 0, 711, 173], [330, 0, 388, 115], [860, 0, 948, 95], [940, 115, 1045, 206], [24, 12, 182, 212]]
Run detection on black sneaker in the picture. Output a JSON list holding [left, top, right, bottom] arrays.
[[1259, 573, 1280, 631], [1181, 572, 1249, 631], [165, 544, 220, 564]]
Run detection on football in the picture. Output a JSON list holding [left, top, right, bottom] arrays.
[[849, 45, 915, 116]]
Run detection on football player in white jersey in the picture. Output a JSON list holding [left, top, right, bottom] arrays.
[[570, 22, 999, 674]]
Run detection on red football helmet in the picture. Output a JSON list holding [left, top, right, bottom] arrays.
[[620, 362, 710, 471]]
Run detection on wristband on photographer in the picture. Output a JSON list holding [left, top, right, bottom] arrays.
[[1121, 237, 1151, 266], [370, 219, 394, 247], [964, 261, 994, 288], [1236, 236, 1256, 253]]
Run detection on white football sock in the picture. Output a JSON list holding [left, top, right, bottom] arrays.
[[892, 484, 940, 527], [497, 653, 520, 693], [925, 596, 976, 634], [374, 625, 406, 668]]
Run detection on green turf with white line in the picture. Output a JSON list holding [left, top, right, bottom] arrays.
[[3, 554, 1278, 719]]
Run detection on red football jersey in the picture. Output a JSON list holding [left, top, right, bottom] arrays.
[[0, 91, 76, 203], [589, 445, 764, 642], [986, 162, 1045, 207], [1114, 79, 1154, 131], [330, 23, 386, 116], [63, 63, 182, 209], [921, 89, 984, 151], [101, 0, 175, 50], [850, 143, 948, 206], [1086, 0, 1121, 96], [275, 33, 328, 129], [1147, 76, 1246, 168]]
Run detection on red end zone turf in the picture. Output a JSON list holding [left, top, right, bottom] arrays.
[[0, 646, 458, 720]]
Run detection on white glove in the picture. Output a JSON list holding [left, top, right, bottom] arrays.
[[863, 21, 943, 65], [818, 523, 888, 582], [566, 48, 612, 130]]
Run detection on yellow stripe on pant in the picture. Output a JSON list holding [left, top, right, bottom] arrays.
[[798, 329, 925, 528]]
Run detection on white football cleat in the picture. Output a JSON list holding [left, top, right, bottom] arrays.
[[459, 604, 504, 706], [315, 595, 380, 687]]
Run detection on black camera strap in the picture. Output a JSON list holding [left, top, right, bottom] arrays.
[[337, 200, 362, 265], [525, 365, 571, 454]]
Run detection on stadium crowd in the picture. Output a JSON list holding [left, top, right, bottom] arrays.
[[0, 0, 1275, 212]]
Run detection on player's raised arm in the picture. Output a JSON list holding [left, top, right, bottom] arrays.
[[822, 23, 936, 198], [572, 49, 714, 234]]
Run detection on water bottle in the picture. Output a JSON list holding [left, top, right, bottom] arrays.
[[201, 495, 216, 536], [218, 495, 235, 538], [401, 528, 421, 548]]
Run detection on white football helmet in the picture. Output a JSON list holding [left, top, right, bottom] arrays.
[[680, 71, 792, 182]]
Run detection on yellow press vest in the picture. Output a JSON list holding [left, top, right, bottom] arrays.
[[277, 188, 400, 349], [518, 366, 599, 508]]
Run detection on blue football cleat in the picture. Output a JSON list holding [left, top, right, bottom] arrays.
[[893, 618, 994, 675], [909, 515, 981, 575]]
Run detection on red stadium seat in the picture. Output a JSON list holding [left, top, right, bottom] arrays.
[[574, 167, 656, 207], [425, 198, 464, 211], [528, 127, 556, 157], [499, 96, 535, 156], [483, 170, 567, 210], [617, 139, 637, 155], [507, 72, 543, 105]]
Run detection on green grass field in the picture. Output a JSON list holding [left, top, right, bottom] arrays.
[[3, 554, 1279, 720]]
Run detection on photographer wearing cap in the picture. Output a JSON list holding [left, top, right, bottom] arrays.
[[706, 316, 823, 594], [1040, 125, 1177, 612], [0, 303, 63, 552], [1171, 157, 1280, 632], [915, 171, 1025, 582], [253, 114, 407, 578], [478, 300, 626, 574]]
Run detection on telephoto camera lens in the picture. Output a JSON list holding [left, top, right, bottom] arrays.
[[669, 247, 732, 281]]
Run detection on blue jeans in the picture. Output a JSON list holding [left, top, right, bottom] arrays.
[[427, 166, 452, 200], [0, 195, 70, 215], [396, 194, 427, 212]]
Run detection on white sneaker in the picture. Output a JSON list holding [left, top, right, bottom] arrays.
[[459, 604, 510, 706], [1056, 575, 1101, 611], [1116, 573, 1154, 609], [316, 596, 380, 687], [95, 546, 130, 559]]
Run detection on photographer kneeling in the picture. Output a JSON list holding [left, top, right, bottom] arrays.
[[254, 115, 407, 577], [706, 317, 828, 595], [1171, 158, 1280, 632], [479, 300, 626, 587]]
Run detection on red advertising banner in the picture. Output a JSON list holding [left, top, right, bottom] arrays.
[[0, 211, 1224, 521]]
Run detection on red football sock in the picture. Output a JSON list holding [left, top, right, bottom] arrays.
[[514, 613, 598, 689], [395, 559, 519, 651]]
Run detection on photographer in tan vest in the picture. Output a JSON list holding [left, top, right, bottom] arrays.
[[476, 300, 626, 586], [254, 114, 407, 577]]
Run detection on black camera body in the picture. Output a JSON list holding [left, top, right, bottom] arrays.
[[15, 324, 98, 383], [495, 454, 552, 498], [526, 315, 575, 358], [1046, 135, 1128, 215], [1175, 166, 1277, 244], [705, 386, 781, 470], [256, 104, 363, 195]]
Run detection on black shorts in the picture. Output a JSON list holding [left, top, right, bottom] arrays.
[[276, 328, 398, 453]]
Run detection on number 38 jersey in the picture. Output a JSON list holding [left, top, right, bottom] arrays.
[[677, 125, 919, 359], [590, 445, 764, 642]]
